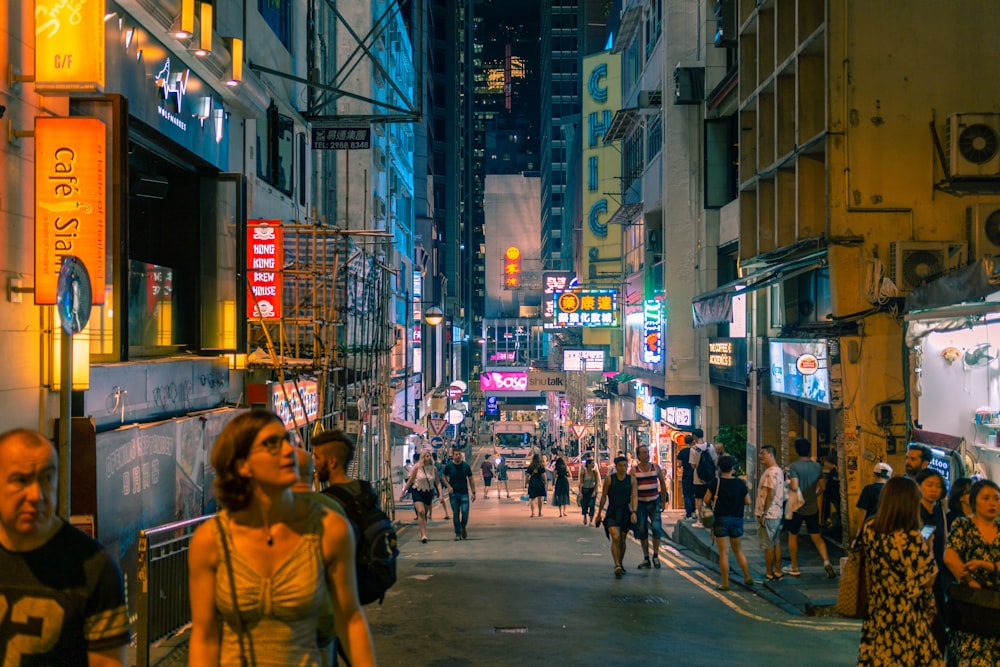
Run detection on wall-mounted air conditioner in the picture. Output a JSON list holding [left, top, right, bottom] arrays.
[[889, 241, 967, 294], [673, 64, 704, 105], [638, 90, 662, 112], [947, 113, 1000, 179], [967, 204, 1000, 260]]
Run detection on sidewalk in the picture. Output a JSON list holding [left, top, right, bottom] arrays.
[[665, 510, 846, 616]]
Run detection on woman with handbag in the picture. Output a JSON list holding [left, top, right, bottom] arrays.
[[188, 410, 377, 666], [943, 479, 1000, 667], [401, 449, 443, 543], [857, 476, 943, 667]]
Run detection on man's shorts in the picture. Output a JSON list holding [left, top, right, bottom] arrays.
[[693, 483, 708, 501], [483, 477, 493, 487], [783, 511, 821, 535], [758, 518, 782, 549], [713, 516, 744, 538], [633, 499, 665, 540]]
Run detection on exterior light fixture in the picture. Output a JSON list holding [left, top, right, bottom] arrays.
[[171, 0, 196, 39], [225, 37, 243, 86], [195, 2, 213, 56], [424, 306, 444, 327]]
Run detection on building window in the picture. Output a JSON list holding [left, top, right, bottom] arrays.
[[646, 113, 662, 161], [624, 130, 645, 190], [704, 115, 738, 208], [258, 0, 292, 50], [256, 104, 294, 197]]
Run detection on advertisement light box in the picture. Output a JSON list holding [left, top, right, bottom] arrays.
[[553, 288, 618, 327], [769, 339, 832, 407]]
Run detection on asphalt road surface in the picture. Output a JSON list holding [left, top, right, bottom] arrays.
[[367, 451, 862, 667]]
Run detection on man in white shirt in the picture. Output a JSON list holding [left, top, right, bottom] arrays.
[[755, 445, 786, 580]]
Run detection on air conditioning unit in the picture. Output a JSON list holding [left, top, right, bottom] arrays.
[[967, 204, 1000, 260], [638, 90, 662, 110], [889, 241, 967, 294], [947, 113, 1000, 178], [673, 64, 704, 105]]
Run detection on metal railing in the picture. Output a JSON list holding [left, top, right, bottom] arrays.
[[135, 514, 214, 667]]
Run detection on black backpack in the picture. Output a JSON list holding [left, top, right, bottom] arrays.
[[696, 446, 717, 483], [323, 480, 399, 605]]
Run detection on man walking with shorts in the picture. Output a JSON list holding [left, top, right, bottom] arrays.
[[756, 445, 786, 580], [633, 444, 668, 569], [785, 437, 836, 578]]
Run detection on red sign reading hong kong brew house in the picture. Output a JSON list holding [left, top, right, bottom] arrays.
[[247, 221, 282, 319]]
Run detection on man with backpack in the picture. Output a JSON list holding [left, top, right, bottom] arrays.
[[313, 429, 399, 606], [688, 428, 718, 528]]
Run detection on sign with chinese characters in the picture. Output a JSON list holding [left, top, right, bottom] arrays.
[[247, 221, 283, 319], [490, 351, 517, 362], [34, 0, 105, 93], [34, 117, 107, 305], [563, 349, 605, 371], [311, 126, 371, 150], [553, 288, 618, 327], [635, 383, 659, 421], [664, 406, 693, 427], [485, 396, 499, 416], [542, 271, 575, 321], [503, 247, 521, 289], [642, 299, 662, 364]]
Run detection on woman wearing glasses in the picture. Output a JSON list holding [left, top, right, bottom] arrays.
[[188, 409, 376, 666]]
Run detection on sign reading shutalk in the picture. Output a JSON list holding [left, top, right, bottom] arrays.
[[35, 117, 106, 305]]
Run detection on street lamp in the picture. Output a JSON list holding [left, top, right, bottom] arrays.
[[424, 306, 444, 327]]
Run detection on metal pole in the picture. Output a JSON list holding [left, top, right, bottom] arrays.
[[58, 331, 72, 518]]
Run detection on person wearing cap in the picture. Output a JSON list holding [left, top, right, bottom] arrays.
[[854, 462, 893, 543]]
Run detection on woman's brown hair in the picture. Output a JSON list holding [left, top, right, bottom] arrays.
[[870, 476, 922, 535], [212, 409, 284, 511]]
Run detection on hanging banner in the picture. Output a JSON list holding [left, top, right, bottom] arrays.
[[247, 221, 283, 319], [35, 117, 107, 305], [34, 0, 105, 93]]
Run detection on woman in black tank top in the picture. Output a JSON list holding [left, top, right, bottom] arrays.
[[594, 456, 638, 578]]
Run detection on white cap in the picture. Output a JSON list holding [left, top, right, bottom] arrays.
[[873, 462, 893, 478]]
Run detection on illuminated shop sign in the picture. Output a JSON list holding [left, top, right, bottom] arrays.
[[34, 117, 107, 305], [490, 351, 517, 361], [553, 288, 618, 327], [709, 340, 734, 367], [542, 271, 575, 321], [480, 371, 529, 392], [247, 221, 283, 319], [504, 247, 521, 289], [643, 299, 662, 364], [769, 339, 832, 407], [34, 0, 105, 93], [664, 406, 693, 427], [635, 383, 658, 421], [708, 337, 747, 389], [527, 371, 566, 391], [270, 380, 319, 428]]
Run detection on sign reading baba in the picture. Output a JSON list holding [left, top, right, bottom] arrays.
[[35, 0, 105, 93], [35, 117, 107, 305], [553, 288, 618, 327], [247, 221, 283, 319]]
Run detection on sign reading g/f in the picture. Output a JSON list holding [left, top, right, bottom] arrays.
[[35, 117, 107, 305], [35, 0, 105, 93]]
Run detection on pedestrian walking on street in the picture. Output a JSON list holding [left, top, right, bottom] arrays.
[[633, 443, 668, 569], [755, 445, 786, 581], [676, 434, 696, 520], [784, 437, 836, 578], [480, 456, 495, 499], [943, 479, 1000, 666], [188, 410, 376, 666], [552, 456, 571, 516], [526, 453, 547, 517], [594, 456, 638, 579], [495, 455, 511, 498], [689, 428, 717, 526], [443, 450, 476, 540], [857, 477, 942, 667], [402, 450, 443, 543], [945, 476, 974, 530], [432, 451, 449, 520], [0, 429, 130, 666], [915, 468, 948, 630], [704, 455, 753, 590], [578, 458, 601, 525]]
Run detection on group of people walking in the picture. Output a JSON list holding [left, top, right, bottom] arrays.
[[855, 442, 1000, 666]]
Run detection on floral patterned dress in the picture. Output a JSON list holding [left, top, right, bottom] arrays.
[[945, 517, 1000, 667], [857, 524, 943, 667]]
